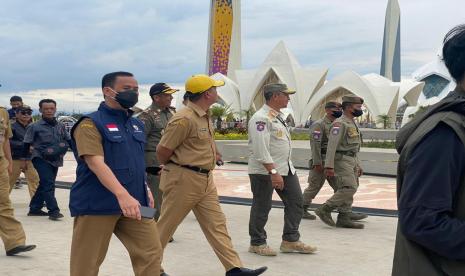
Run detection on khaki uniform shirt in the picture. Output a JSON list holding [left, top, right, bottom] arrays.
[[0, 107, 13, 157], [248, 104, 295, 175], [137, 103, 175, 167], [158, 101, 216, 170], [73, 118, 104, 157], [324, 114, 361, 168], [309, 115, 332, 166]]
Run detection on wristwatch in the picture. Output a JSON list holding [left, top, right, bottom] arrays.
[[269, 168, 278, 175]]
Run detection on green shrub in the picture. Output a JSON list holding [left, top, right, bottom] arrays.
[[362, 140, 396, 149], [291, 133, 310, 140], [215, 133, 248, 140]]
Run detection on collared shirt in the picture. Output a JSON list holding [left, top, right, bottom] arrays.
[[23, 118, 71, 167], [159, 101, 216, 170], [0, 107, 13, 157], [137, 102, 175, 167], [10, 121, 31, 160], [247, 104, 295, 175], [324, 114, 361, 168], [309, 115, 332, 166]]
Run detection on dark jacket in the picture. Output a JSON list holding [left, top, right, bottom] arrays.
[[10, 121, 31, 160], [69, 102, 148, 216], [392, 90, 465, 276]]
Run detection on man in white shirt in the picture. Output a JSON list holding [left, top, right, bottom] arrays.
[[247, 83, 317, 257]]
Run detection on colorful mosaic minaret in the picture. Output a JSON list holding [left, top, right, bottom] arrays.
[[206, 0, 241, 81], [380, 0, 401, 82]]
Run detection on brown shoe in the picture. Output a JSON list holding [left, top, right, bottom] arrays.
[[280, 240, 317, 254], [248, 244, 277, 256]]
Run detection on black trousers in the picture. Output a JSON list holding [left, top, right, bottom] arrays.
[[248, 173, 303, 246]]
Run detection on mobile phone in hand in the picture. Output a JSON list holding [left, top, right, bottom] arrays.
[[139, 206, 157, 219]]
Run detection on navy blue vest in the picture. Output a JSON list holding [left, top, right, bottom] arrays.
[[69, 102, 148, 216]]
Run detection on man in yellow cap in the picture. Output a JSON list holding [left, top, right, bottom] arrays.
[[315, 95, 366, 229], [137, 83, 178, 220], [156, 74, 267, 276]]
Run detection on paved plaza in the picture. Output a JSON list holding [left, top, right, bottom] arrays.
[[1, 152, 398, 275]]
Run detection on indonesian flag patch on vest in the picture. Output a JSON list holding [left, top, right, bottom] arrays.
[[106, 124, 119, 132]]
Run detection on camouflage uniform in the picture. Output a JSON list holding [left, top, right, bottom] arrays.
[[138, 103, 175, 220]]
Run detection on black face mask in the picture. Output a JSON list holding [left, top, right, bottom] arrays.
[[112, 89, 139, 109], [43, 117, 57, 126], [332, 111, 343, 118], [352, 109, 363, 117]]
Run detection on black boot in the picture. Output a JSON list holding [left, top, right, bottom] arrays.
[[336, 213, 364, 229], [226, 266, 268, 276], [315, 204, 335, 226], [302, 205, 316, 220]]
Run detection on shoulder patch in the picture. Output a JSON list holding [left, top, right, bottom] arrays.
[[331, 126, 340, 135], [312, 129, 321, 139], [256, 121, 266, 131]]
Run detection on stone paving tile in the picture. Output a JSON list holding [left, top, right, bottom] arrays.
[[57, 154, 397, 210]]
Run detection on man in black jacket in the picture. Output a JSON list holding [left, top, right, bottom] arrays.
[[9, 105, 39, 198]]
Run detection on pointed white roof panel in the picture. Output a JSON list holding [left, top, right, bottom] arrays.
[[292, 68, 328, 124], [211, 72, 241, 113]]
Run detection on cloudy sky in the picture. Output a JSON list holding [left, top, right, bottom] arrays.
[[0, 0, 463, 111]]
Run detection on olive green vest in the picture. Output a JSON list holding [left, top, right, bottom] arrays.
[[393, 90, 465, 276]]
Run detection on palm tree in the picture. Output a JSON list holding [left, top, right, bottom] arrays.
[[376, 114, 391, 129], [210, 104, 232, 129]]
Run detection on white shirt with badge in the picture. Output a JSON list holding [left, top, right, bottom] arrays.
[[247, 104, 296, 176]]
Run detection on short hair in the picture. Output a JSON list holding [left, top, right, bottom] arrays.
[[39, 99, 57, 108], [10, 96, 22, 102], [184, 91, 203, 102], [264, 91, 279, 101], [101, 71, 134, 89], [443, 24, 465, 83]]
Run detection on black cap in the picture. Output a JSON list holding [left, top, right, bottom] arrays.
[[16, 105, 32, 113], [149, 83, 179, 97]]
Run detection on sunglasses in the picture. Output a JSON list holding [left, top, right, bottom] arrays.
[[20, 111, 32, 115]]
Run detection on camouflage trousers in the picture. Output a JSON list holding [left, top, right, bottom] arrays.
[[324, 154, 359, 213]]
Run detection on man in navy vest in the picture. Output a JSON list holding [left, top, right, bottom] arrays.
[[69, 72, 163, 276]]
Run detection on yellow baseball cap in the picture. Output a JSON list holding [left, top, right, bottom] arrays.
[[185, 74, 225, 94]]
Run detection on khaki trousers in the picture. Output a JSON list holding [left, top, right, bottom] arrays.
[[325, 155, 359, 213], [70, 215, 162, 276], [158, 164, 243, 271], [303, 159, 338, 205], [0, 157, 27, 251], [8, 160, 39, 198]]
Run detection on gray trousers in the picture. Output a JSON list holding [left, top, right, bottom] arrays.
[[248, 173, 303, 246], [147, 173, 162, 220]]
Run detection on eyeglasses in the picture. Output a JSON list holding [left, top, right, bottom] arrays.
[[20, 111, 32, 115]]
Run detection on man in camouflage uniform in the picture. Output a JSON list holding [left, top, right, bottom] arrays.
[[302, 102, 342, 220], [138, 83, 178, 220], [315, 95, 365, 229]]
